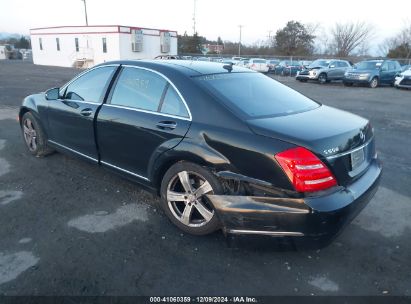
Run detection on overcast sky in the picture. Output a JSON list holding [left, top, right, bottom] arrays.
[[1, 0, 410, 53]]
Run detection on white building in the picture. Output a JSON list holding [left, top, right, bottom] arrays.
[[30, 25, 178, 68]]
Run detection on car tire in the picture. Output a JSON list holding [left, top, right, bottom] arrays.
[[369, 77, 379, 88], [21, 112, 54, 157], [343, 82, 353, 87], [160, 161, 223, 235], [318, 73, 327, 84]]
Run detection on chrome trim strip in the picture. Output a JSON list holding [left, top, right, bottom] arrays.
[[226, 229, 304, 237], [103, 103, 191, 121], [100, 161, 150, 181], [326, 137, 373, 160], [121, 65, 192, 121], [48, 140, 98, 162]]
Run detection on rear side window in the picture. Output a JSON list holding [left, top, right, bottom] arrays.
[[110, 67, 167, 111], [196, 72, 319, 118], [160, 86, 189, 118], [64, 66, 116, 102]]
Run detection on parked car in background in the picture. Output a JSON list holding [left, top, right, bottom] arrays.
[[300, 60, 313, 69], [401, 64, 411, 72], [266, 59, 280, 73], [343, 59, 402, 88], [237, 59, 250, 68], [19, 60, 381, 245], [296, 59, 351, 84], [154, 55, 180, 60], [275, 61, 302, 76], [231, 57, 243, 65], [248, 58, 269, 73], [394, 68, 411, 89]]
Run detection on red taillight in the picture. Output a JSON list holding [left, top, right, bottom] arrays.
[[274, 147, 337, 192]]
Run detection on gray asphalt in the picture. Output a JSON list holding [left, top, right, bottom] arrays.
[[0, 60, 410, 296]]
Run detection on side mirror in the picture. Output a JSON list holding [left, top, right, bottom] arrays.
[[45, 87, 60, 100]]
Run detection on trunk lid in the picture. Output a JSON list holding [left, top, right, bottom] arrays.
[[247, 105, 375, 186]]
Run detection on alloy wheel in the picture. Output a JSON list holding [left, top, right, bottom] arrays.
[[370, 78, 378, 88], [23, 118, 37, 152], [167, 171, 215, 228], [319, 74, 327, 84]]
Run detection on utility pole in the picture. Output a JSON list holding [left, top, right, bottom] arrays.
[[238, 25, 243, 56], [81, 0, 89, 26], [267, 30, 273, 47], [192, 0, 197, 35]]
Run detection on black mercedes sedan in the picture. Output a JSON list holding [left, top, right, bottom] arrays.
[[19, 60, 381, 245]]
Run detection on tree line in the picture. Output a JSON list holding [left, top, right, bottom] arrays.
[[0, 35, 31, 49], [178, 20, 411, 59]]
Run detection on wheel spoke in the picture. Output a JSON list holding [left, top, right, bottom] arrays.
[[31, 136, 37, 150], [167, 190, 186, 202], [178, 171, 193, 193], [194, 181, 213, 198], [194, 201, 213, 222], [181, 203, 194, 225], [23, 126, 30, 134]]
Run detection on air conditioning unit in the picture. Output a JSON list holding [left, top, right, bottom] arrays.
[[160, 32, 171, 53], [131, 29, 143, 52]]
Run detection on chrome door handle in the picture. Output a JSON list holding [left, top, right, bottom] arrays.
[[156, 121, 177, 130], [80, 108, 93, 117]]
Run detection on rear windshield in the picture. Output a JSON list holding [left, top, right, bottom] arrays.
[[253, 59, 266, 63], [195, 72, 319, 118]]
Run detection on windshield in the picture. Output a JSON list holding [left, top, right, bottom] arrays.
[[355, 61, 382, 70], [309, 60, 330, 68], [253, 59, 266, 64], [195, 72, 319, 118]]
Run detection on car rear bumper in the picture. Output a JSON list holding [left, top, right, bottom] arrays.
[[208, 158, 382, 247]]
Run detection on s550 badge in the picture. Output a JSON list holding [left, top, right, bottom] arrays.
[[324, 147, 340, 155]]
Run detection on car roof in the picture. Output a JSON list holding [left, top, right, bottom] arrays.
[[101, 60, 252, 76]]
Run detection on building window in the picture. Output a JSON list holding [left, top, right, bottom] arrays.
[[39, 38, 43, 50], [56, 38, 60, 51], [75, 38, 79, 52], [102, 38, 107, 53]]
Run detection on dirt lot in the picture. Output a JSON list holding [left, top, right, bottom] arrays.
[[0, 60, 410, 296]]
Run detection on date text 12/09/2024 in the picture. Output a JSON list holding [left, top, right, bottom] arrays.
[[149, 297, 258, 303]]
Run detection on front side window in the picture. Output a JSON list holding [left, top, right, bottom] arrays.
[[56, 38, 60, 51], [160, 86, 189, 118], [102, 38, 107, 53], [64, 66, 116, 102], [196, 72, 319, 118], [75, 38, 79, 52], [110, 67, 167, 112], [39, 38, 43, 51]]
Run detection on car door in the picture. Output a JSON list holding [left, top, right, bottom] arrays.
[[96, 66, 191, 182], [327, 61, 338, 79], [379, 62, 393, 84], [47, 65, 118, 161], [336, 61, 348, 79]]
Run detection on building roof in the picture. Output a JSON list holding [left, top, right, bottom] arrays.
[[30, 25, 177, 35]]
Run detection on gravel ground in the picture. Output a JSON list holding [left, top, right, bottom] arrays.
[[0, 60, 410, 296]]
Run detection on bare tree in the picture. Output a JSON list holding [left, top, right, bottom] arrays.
[[379, 21, 411, 58], [329, 22, 374, 57]]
